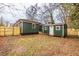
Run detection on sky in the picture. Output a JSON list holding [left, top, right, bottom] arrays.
[[0, 3, 64, 24], [53, 8, 64, 24], [1, 3, 35, 24]]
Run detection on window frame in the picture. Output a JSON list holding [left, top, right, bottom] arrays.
[[55, 26, 61, 30], [32, 23, 36, 29]]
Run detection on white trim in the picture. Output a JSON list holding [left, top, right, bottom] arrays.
[[56, 26, 61, 30], [78, 32, 79, 37], [49, 26, 54, 36], [62, 25, 64, 37], [19, 22, 23, 33], [32, 23, 36, 29]]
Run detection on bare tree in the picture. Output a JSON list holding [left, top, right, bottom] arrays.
[[38, 3, 60, 24], [0, 16, 4, 26], [0, 3, 67, 25], [24, 4, 40, 21], [41, 3, 67, 24], [0, 3, 22, 26]]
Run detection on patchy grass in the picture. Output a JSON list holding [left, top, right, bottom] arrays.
[[0, 34, 79, 56]]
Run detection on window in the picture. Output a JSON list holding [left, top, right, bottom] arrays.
[[32, 23, 36, 29], [56, 26, 60, 30]]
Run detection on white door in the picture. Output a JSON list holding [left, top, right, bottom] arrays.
[[49, 26, 54, 35]]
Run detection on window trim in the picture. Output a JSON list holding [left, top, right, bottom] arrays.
[[32, 23, 36, 29], [56, 26, 60, 30]]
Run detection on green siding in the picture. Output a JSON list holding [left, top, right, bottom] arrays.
[[54, 24, 67, 37], [42, 24, 67, 37], [22, 22, 39, 34], [20, 22, 23, 34], [32, 24, 39, 33], [39, 25, 42, 32], [23, 22, 32, 33], [54, 25, 62, 36], [44, 26, 49, 34]]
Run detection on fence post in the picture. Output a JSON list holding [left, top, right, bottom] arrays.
[[0, 26, 1, 35], [78, 31, 79, 37], [13, 26, 14, 36], [4, 26, 5, 36]]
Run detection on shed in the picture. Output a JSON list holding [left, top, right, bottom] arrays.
[[13, 19, 42, 35], [49, 23, 67, 37], [43, 23, 67, 37]]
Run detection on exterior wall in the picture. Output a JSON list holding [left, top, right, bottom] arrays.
[[39, 24, 42, 32], [49, 26, 54, 36], [42, 24, 67, 37], [54, 24, 67, 37], [23, 22, 32, 34], [20, 22, 23, 34], [21, 22, 39, 34], [54, 25, 63, 36], [31, 23, 39, 33], [43, 26, 49, 34]]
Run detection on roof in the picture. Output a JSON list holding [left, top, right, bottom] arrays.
[[53, 23, 65, 25], [43, 23, 66, 26], [13, 19, 42, 26]]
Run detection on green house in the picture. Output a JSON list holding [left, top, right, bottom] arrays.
[[14, 19, 41, 35], [43, 23, 67, 37]]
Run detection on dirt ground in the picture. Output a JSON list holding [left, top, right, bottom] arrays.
[[0, 33, 79, 56]]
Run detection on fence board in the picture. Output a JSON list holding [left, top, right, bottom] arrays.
[[0, 26, 20, 36], [0, 29, 5, 36], [13, 27, 20, 35], [67, 28, 79, 36], [5, 27, 13, 36]]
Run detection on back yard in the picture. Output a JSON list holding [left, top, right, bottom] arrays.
[[0, 33, 79, 56]]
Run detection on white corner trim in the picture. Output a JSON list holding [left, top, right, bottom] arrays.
[[62, 25, 64, 37]]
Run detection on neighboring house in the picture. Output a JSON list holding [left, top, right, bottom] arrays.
[[13, 19, 42, 35]]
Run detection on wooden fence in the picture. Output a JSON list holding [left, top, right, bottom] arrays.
[[67, 28, 79, 36], [0, 26, 20, 36], [0, 26, 79, 37]]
